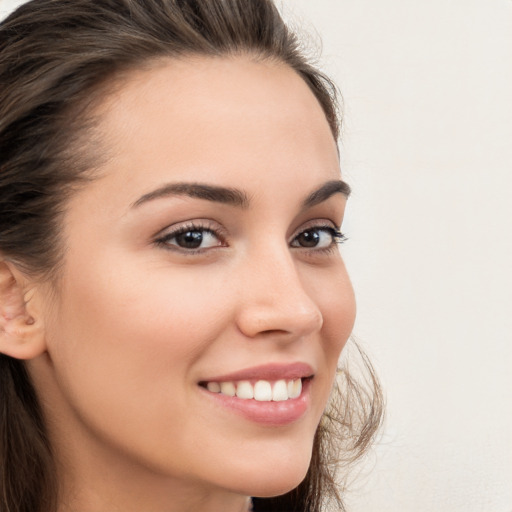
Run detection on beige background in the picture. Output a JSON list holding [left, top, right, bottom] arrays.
[[283, 1, 512, 511], [2, 0, 511, 510]]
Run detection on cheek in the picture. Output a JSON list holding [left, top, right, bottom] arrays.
[[301, 263, 356, 412], [40, 256, 247, 482], [45, 255, 232, 429], [312, 264, 356, 356], [53, 251, 230, 358]]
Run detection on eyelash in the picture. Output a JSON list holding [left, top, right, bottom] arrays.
[[154, 221, 347, 255], [294, 224, 348, 254], [154, 221, 223, 254]]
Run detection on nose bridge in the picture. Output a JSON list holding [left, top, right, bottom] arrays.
[[236, 242, 323, 339]]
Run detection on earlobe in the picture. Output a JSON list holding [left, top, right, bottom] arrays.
[[0, 259, 47, 360]]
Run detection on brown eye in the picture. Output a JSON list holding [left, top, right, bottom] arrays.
[[175, 230, 204, 249], [291, 226, 344, 250], [157, 227, 222, 251], [295, 229, 321, 248]]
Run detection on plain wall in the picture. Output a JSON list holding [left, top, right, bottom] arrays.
[[282, 1, 512, 511], [1, 0, 511, 510]]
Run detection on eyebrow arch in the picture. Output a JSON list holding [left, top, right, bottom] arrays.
[[131, 178, 350, 210], [132, 182, 250, 209], [302, 180, 351, 208]]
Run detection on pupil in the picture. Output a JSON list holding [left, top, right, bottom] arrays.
[[299, 230, 319, 247], [177, 230, 203, 249]]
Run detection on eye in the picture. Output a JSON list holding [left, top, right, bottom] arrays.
[[155, 223, 224, 252], [291, 226, 346, 250]]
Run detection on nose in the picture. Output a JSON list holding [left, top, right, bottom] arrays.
[[235, 248, 323, 341]]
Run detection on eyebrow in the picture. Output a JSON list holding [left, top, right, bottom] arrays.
[[132, 179, 350, 209], [302, 180, 351, 208], [132, 182, 250, 209]]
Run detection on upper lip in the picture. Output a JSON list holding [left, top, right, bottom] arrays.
[[200, 362, 315, 383]]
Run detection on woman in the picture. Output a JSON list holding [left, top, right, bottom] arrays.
[[0, 1, 383, 511]]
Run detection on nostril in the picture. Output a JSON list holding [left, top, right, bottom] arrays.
[[259, 329, 289, 337]]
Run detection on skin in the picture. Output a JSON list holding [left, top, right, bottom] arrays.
[[24, 56, 356, 512]]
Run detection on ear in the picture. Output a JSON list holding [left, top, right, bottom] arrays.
[[0, 259, 47, 360]]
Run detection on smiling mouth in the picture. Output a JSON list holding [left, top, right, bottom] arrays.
[[199, 377, 312, 402]]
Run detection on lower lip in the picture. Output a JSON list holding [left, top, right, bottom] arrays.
[[199, 379, 311, 426]]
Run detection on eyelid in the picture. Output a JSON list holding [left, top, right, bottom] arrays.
[[153, 219, 228, 249], [289, 219, 347, 253], [152, 218, 346, 255], [289, 219, 340, 241], [154, 218, 222, 237]]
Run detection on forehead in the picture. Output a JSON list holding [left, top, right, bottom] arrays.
[[86, 56, 340, 210]]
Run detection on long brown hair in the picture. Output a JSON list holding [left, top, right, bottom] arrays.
[[0, 1, 383, 511]]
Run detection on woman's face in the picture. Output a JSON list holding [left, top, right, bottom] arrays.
[[30, 57, 355, 504]]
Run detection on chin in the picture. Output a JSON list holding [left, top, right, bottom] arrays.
[[249, 471, 309, 499], [222, 446, 312, 498]]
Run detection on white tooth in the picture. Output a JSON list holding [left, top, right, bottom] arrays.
[[289, 379, 302, 399], [287, 380, 294, 397], [220, 382, 236, 397], [272, 380, 289, 401], [254, 380, 272, 401], [236, 381, 254, 399], [206, 382, 221, 393]]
